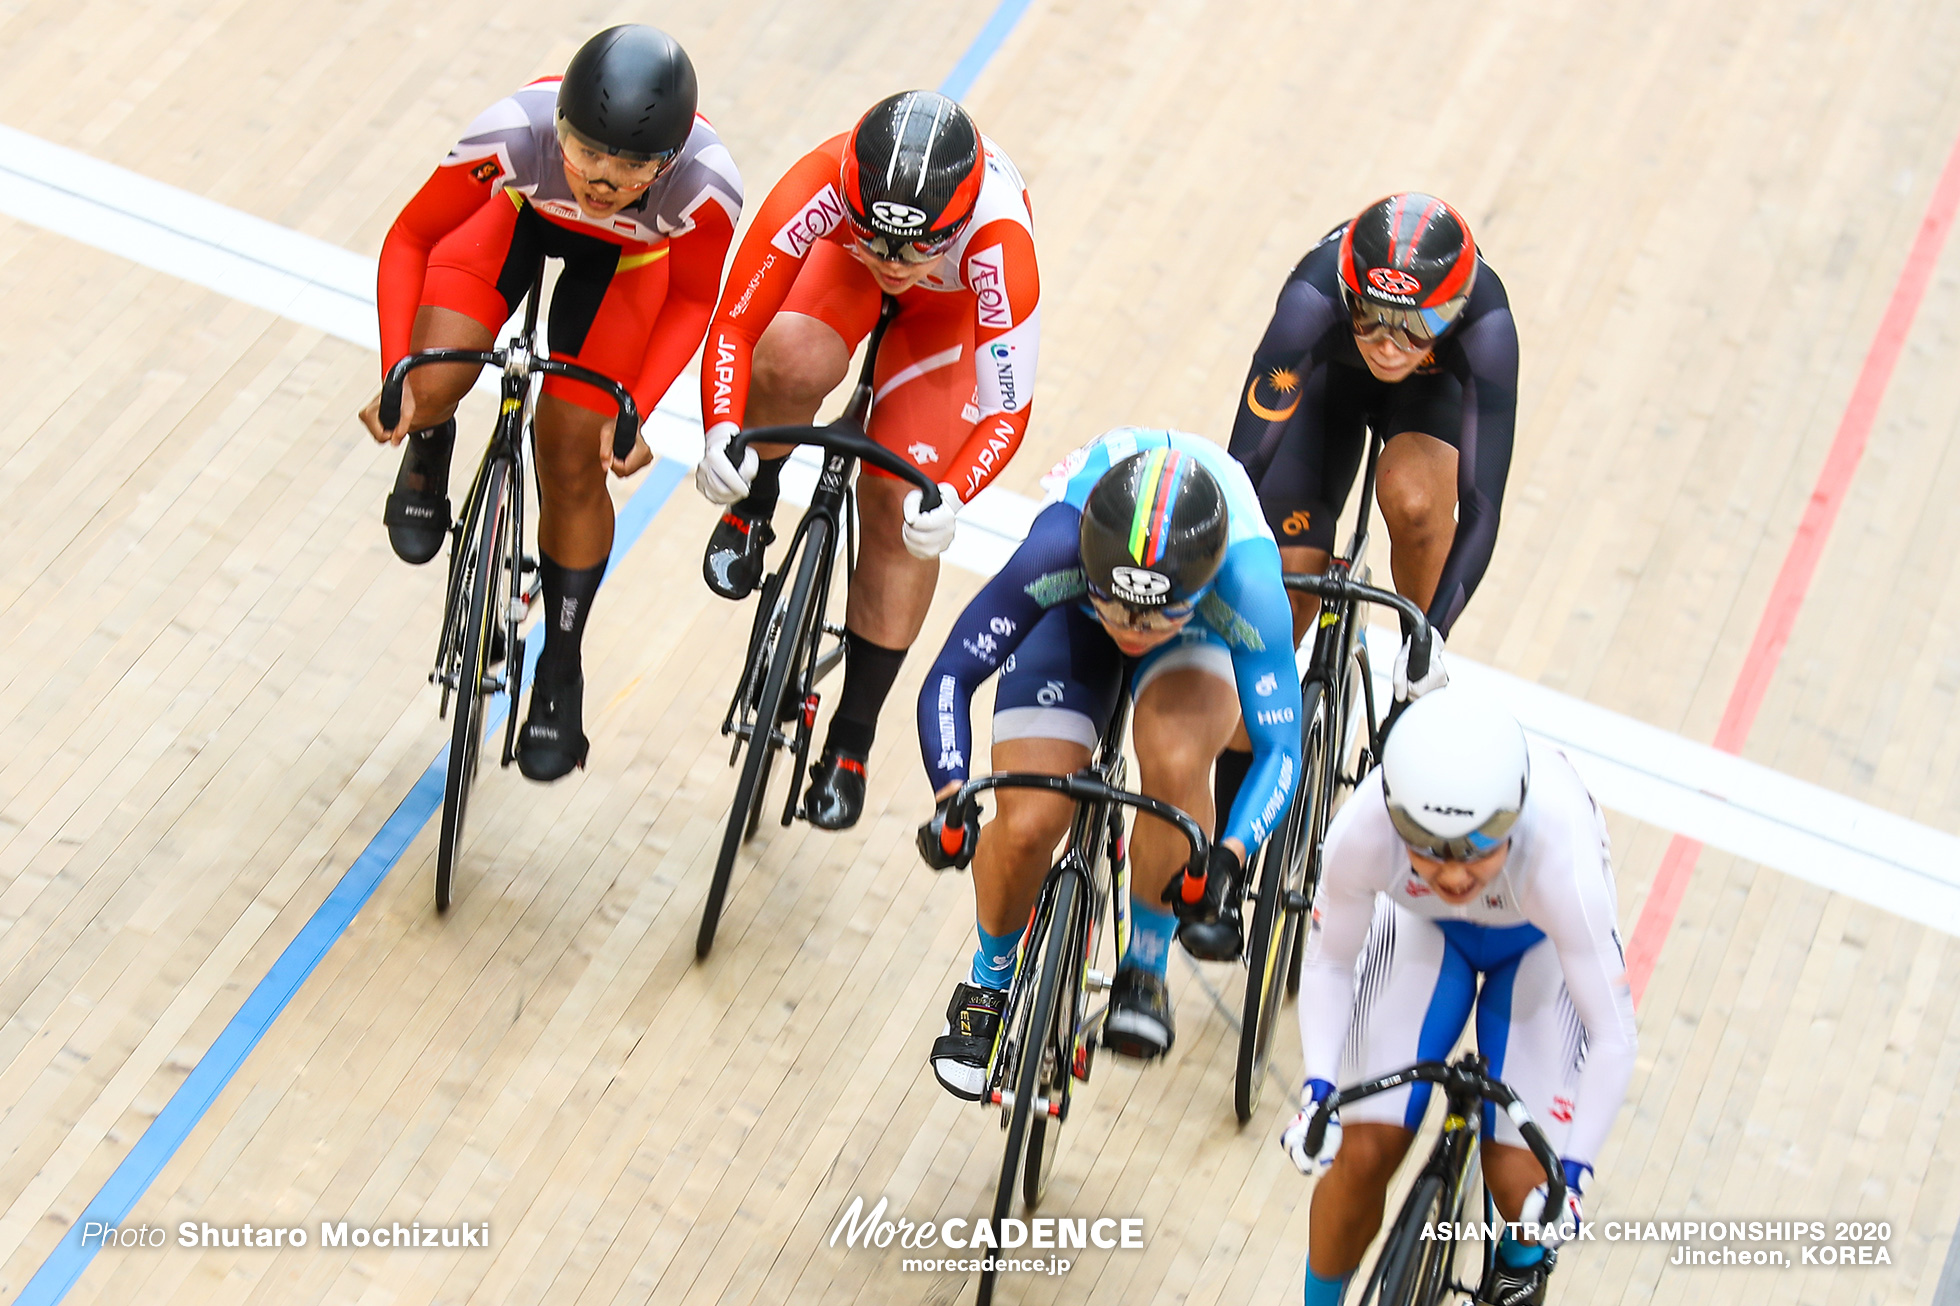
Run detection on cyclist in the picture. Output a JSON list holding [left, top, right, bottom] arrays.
[[913, 429, 1301, 1096], [1279, 688, 1636, 1306], [359, 25, 742, 782], [694, 90, 1040, 831], [1214, 193, 1518, 829]]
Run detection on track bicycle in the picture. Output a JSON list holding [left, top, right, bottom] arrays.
[[378, 265, 640, 912], [696, 295, 941, 958], [1297, 1051, 1568, 1306], [937, 696, 1210, 1306], [1233, 426, 1433, 1122]]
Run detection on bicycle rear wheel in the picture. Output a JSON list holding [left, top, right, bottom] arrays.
[[978, 870, 1078, 1306], [1235, 680, 1326, 1122], [436, 457, 509, 913], [699, 519, 828, 959]]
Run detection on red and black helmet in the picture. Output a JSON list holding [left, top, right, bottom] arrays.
[[840, 91, 983, 263], [1338, 194, 1478, 342]]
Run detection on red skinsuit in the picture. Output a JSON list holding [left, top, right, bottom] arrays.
[[378, 78, 744, 417], [702, 132, 1039, 502]]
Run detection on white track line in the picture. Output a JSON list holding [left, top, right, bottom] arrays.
[[2, 124, 1954, 931]]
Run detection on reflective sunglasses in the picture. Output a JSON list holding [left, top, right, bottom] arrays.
[[1385, 801, 1520, 862], [847, 214, 962, 266], [1085, 585, 1197, 636], [1345, 286, 1473, 353]]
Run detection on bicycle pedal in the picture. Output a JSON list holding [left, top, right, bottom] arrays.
[[520, 554, 538, 574], [1085, 969, 1113, 994], [1284, 890, 1308, 911]]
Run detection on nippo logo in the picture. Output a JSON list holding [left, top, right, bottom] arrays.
[[872, 200, 927, 230], [1366, 266, 1422, 297], [1109, 567, 1170, 603]]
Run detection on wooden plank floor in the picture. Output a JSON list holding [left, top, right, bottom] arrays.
[[0, 0, 1957, 1302]]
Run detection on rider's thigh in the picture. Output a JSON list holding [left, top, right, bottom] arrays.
[[404, 306, 496, 418], [1473, 938, 1583, 1158], [860, 286, 976, 482], [1339, 903, 1480, 1130], [1132, 663, 1241, 781], [752, 311, 853, 410], [1332, 1122, 1419, 1182], [1375, 430, 1458, 533]]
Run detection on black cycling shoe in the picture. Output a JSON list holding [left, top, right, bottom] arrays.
[[703, 507, 775, 600], [801, 748, 867, 830], [383, 419, 456, 565], [1102, 967, 1175, 1060], [1483, 1249, 1555, 1306], [931, 981, 1007, 1101], [516, 668, 588, 782]]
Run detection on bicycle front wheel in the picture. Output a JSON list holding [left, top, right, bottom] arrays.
[[436, 456, 509, 913], [1354, 1173, 1450, 1306], [979, 869, 1078, 1306], [699, 518, 828, 959], [1236, 680, 1326, 1122]]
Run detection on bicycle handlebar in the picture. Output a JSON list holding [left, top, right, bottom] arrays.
[[945, 771, 1209, 878], [730, 422, 942, 512], [380, 348, 643, 461], [1305, 1056, 1566, 1223], [1283, 570, 1435, 684]]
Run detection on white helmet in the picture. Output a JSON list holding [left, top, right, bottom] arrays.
[[1380, 687, 1529, 860]]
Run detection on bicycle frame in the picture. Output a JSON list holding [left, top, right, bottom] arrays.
[[946, 737, 1212, 1122], [377, 260, 640, 909], [697, 297, 943, 958], [1305, 1052, 1567, 1305]]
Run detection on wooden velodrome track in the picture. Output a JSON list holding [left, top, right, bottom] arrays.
[[0, 0, 1958, 1302]]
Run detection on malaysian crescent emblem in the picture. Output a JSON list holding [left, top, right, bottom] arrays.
[[1246, 366, 1301, 422]]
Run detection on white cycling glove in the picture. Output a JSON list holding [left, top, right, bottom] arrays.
[[1280, 1079, 1342, 1177], [1392, 629, 1448, 701], [1518, 1159, 1590, 1249], [902, 482, 961, 559], [696, 421, 756, 505]]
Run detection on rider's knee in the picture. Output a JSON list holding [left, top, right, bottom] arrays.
[[753, 321, 848, 406], [986, 798, 1072, 867], [1333, 1125, 1411, 1184], [1376, 465, 1451, 538]]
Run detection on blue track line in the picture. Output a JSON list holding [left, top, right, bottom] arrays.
[[13, 458, 687, 1305], [940, 0, 1034, 101], [16, 0, 1036, 1292]]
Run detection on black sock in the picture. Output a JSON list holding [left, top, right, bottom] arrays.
[[823, 630, 907, 758], [537, 551, 605, 681], [738, 453, 790, 522], [397, 417, 456, 497], [1214, 748, 1254, 839]]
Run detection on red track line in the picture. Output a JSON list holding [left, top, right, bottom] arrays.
[[1625, 128, 1960, 1006]]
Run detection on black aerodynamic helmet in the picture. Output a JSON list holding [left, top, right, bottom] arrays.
[[1338, 193, 1479, 340], [1079, 448, 1229, 611], [840, 90, 983, 261], [556, 25, 698, 163]]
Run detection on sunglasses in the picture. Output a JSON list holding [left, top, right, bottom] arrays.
[[847, 215, 961, 266], [1385, 802, 1520, 862], [555, 120, 679, 191], [1086, 587, 1197, 636]]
